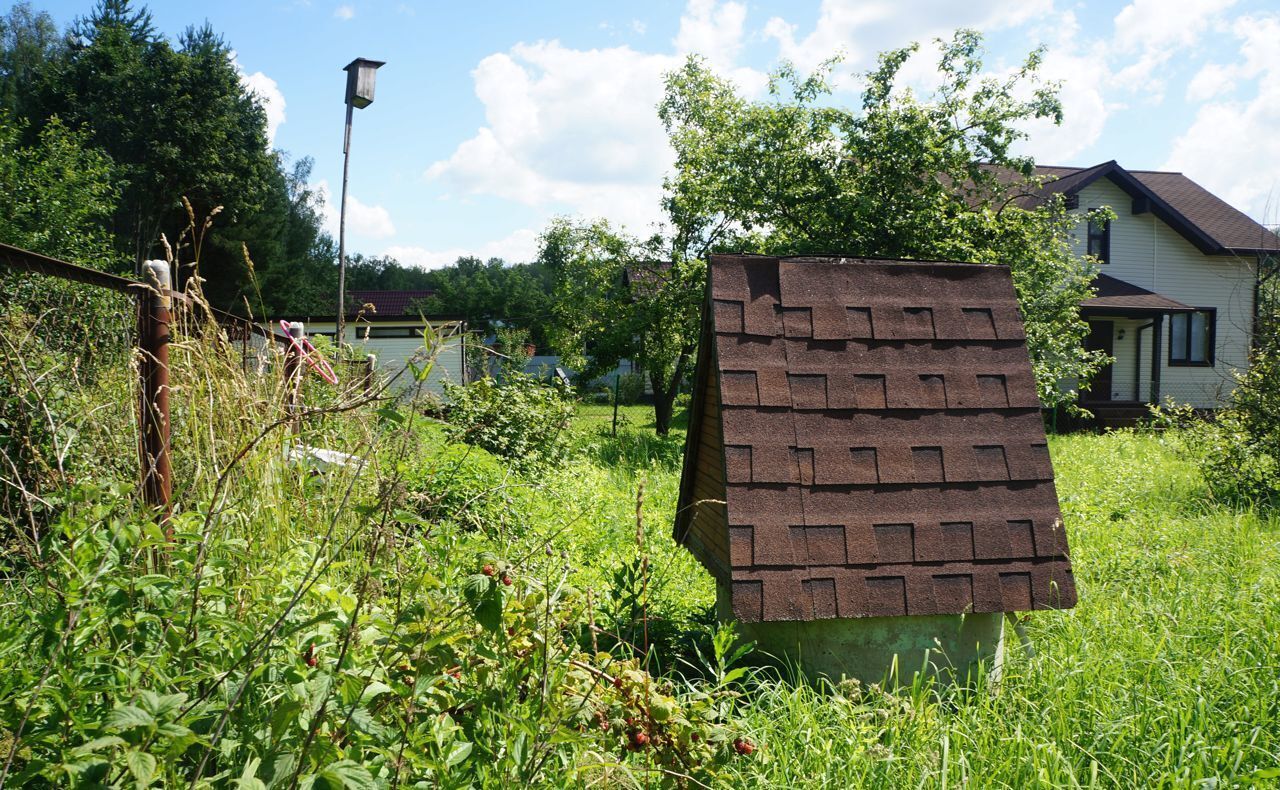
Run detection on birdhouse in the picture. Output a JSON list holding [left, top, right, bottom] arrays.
[[343, 58, 385, 109], [675, 255, 1077, 681]]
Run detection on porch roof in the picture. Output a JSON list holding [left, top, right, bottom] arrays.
[[1080, 273, 1195, 315]]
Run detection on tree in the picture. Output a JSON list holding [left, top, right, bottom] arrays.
[[538, 218, 703, 435], [0, 3, 62, 118], [415, 257, 555, 348], [0, 116, 117, 265], [658, 30, 1106, 407]]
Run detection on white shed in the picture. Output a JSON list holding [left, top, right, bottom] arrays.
[[274, 290, 467, 398]]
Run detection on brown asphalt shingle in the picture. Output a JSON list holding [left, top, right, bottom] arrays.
[[1027, 164, 1280, 254], [1082, 273, 1195, 313], [347, 290, 436, 317], [679, 254, 1077, 622]]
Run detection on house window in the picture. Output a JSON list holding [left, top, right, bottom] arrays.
[[361, 326, 423, 338], [1087, 209, 1110, 264], [1169, 309, 1215, 366]]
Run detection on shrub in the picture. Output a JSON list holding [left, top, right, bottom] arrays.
[[401, 440, 533, 535], [616, 372, 646, 405], [442, 373, 575, 473], [1180, 352, 1280, 506]]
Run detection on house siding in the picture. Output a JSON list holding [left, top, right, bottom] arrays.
[[263, 320, 465, 398], [1071, 178, 1255, 408]]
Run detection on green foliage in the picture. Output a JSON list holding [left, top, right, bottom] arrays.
[[538, 220, 703, 434], [658, 30, 1107, 407], [400, 439, 532, 535], [414, 257, 555, 349], [492, 325, 534, 379], [442, 374, 575, 473], [0, 115, 118, 266], [4, 289, 1278, 787], [1173, 360, 1280, 508], [0, 0, 344, 315], [615, 372, 646, 406], [1164, 275, 1280, 506]]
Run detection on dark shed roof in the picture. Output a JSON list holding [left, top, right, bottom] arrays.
[[1081, 273, 1194, 314], [675, 254, 1077, 622], [347, 289, 436, 317]]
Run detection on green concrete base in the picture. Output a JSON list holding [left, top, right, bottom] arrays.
[[717, 585, 1005, 687]]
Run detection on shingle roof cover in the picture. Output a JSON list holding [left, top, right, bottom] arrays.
[[1029, 164, 1280, 254], [346, 290, 435, 317], [690, 255, 1077, 622], [1082, 273, 1195, 313]]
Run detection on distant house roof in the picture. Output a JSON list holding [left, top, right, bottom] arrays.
[[1019, 161, 1280, 255], [621, 261, 673, 297], [675, 254, 1077, 622], [346, 289, 436, 317], [1081, 273, 1195, 314]]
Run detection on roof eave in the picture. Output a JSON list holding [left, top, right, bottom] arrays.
[[1041, 162, 1223, 255]]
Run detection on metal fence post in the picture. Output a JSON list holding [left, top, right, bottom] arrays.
[[363, 353, 376, 397], [284, 321, 305, 433], [612, 373, 621, 437], [140, 261, 172, 532]]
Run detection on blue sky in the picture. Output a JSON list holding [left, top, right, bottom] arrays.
[[29, 0, 1280, 268]]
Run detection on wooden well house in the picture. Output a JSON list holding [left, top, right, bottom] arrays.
[[675, 255, 1078, 630]]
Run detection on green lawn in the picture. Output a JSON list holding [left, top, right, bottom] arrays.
[[570, 407, 1280, 786]]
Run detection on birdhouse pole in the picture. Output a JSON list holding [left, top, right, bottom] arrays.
[[336, 57, 385, 349]]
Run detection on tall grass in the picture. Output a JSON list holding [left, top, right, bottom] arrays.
[[3, 289, 1278, 789]]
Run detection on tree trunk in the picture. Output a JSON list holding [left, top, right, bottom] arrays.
[[655, 371, 675, 435], [650, 349, 692, 436], [651, 373, 675, 436]]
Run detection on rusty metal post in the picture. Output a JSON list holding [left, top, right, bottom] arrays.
[[139, 261, 173, 531], [283, 322, 305, 433], [363, 353, 376, 397]]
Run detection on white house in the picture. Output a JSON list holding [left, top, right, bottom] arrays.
[[276, 289, 467, 397], [1025, 162, 1279, 418]]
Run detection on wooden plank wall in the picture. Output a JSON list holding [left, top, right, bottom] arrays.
[[685, 367, 730, 576]]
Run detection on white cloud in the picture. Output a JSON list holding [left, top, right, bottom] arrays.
[[242, 71, 286, 145], [334, 4, 354, 21], [675, 0, 746, 68], [1185, 62, 1236, 102], [317, 180, 397, 240], [425, 41, 677, 232], [1163, 14, 1280, 220], [231, 54, 286, 146], [1110, 0, 1237, 97], [763, 0, 1054, 80], [631, 20, 648, 35], [1012, 11, 1115, 162], [1112, 0, 1236, 53], [386, 228, 540, 270], [426, 1, 766, 233]]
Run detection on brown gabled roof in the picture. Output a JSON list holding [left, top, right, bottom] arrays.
[[346, 289, 436, 317], [1081, 273, 1194, 314], [1024, 162, 1280, 255], [675, 254, 1077, 622]]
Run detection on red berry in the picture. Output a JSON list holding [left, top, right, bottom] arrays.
[[482, 564, 495, 577], [612, 676, 623, 689], [734, 737, 756, 756], [303, 642, 317, 667], [501, 574, 513, 586], [691, 733, 700, 742], [506, 626, 516, 636], [628, 730, 650, 750]]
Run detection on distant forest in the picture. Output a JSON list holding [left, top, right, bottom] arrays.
[[0, 0, 550, 341]]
